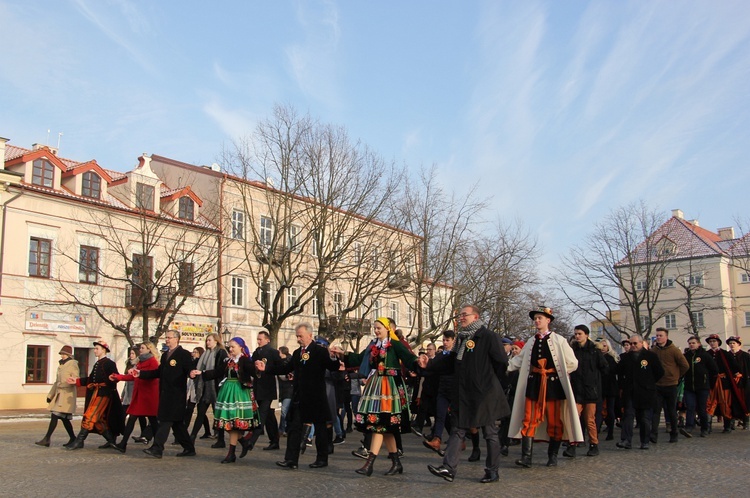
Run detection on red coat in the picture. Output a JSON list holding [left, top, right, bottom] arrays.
[[113, 356, 159, 416]]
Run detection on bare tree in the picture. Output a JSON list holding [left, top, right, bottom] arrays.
[[50, 208, 220, 346], [223, 104, 409, 346], [556, 201, 674, 341]]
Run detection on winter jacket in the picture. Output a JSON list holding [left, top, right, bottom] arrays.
[[683, 347, 718, 392], [652, 339, 689, 387], [569, 339, 609, 404]]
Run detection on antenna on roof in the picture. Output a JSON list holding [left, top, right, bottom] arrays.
[[46, 129, 50, 145], [57, 132, 63, 150]]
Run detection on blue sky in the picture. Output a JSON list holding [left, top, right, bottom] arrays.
[[2, 0, 749, 273]]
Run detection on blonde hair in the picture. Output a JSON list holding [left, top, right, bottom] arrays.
[[596, 338, 620, 363], [205, 332, 226, 350], [140, 342, 160, 358]]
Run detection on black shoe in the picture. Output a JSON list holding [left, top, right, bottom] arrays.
[[220, 454, 236, 464], [276, 460, 298, 469], [35, 437, 51, 447], [142, 447, 162, 459], [263, 441, 280, 451], [309, 460, 328, 468], [605, 433, 614, 441], [616, 441, 632, 449], [411, 427, 423, 438], [586, 444, 599, 457], [700, 430, 708, 437], [199, 433, 213, 440], [468, 446, 481, 462], [639, 443, 650, 450], [680, 428, 693, 438], [332, 436, 346, 445], [112, 442, 127, 453], [132, 436, 148, 444], [211, 441, 226, 449], [98, 442, 113, 449], [649, 436, 657, 444], [175, 449, 196, 457], [563, 445, 576, 458], [500, 445, 509, 456], [480, 470, 499, 484], [427, 464, 455, 482]]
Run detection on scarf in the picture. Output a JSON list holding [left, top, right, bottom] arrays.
[[59, 357, 72, 366], [454, 319, 484, 360], [138, 352, 153, 363]]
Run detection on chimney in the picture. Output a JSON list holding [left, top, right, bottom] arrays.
[[671, 209, 683, 219], [689, 219, 700, 227], [718, 227, 735, 241], [0, 136, 8, 170], [31, 143, 58, 155]]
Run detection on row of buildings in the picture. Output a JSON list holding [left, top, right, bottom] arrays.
[[0, 136, 428, 409]]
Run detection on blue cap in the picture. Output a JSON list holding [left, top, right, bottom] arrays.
[[501, 337, 513, 345], [315, 336, 330, 347]]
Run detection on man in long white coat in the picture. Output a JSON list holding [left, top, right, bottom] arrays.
[[507, 306, 583, 467]]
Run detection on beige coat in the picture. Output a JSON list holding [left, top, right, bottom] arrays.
[[47, 359, 79, 414], [507, 333, 584, 443]]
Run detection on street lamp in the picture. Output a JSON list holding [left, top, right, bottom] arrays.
[[221, 326, 231, 346]]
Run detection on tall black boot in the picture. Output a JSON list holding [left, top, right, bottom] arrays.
[[355, 452, 377, 476], [239, 431, 253, 458], [468, 431, 481, 462], [384, 452, 403, 475], [300, 424, 313, 455], [98, 430, 116, 449], [65, 429, 89, 451], [547, 439, 561, 467], [515, 436, 533, 468]]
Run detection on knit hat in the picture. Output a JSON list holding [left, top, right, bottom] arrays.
[[529, 306, 555, 321], [705, 334, 722, 346], [513, 341, 525, 349], [59, 345, 73, 356]]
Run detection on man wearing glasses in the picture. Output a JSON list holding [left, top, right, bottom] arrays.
[[135, 331, 197, 458], [424, 305, 509, 484], [616, 335, 664, 450]]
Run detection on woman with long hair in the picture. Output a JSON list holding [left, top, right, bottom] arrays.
[[190, 332, 228, 447], [109, 342, 160, 453], [596, 339, 620, 440], [191, 336, 261, 463], [336, 317, 418, 476]]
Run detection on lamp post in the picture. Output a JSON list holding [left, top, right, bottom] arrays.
[[221, 326, 231, 346]]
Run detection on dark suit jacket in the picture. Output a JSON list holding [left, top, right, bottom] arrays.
[[139, 345, 193, 421], [252, 343, 282, 400], [266, 341, 340, 423], [618, 349, 665, 410]]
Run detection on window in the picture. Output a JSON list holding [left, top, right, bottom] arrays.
[[635, 280, 648, 291], [311, 230, 320, 257], [661, 277, 675, 288], [288, 225, 300, 252], [745, 311, 750, 327], [334, 235, 344, 261], [29, 237, 52, 277], [231, 210, 245, 240], [81, 171, 101, 199], [312, 291, 320, 316], [178, 197, 194, 221], [25, 345, 49, 383], [178, 262, 194, 295], [741, 273, 750, 284], [79, 246, 99, 284], [287, 286, 298, 310], [231, 276, 244, 306], [639, 315, 651, 331], [333, 292, 343, 315], [423, 306, 430, 328], [407, 306, 414, 327], [32, 159, 54, 187], [131, 254, 153, 304], [664, 314, 677, 329], [371, 248, 380, 270], [691, 311, 705, 328], [353, 243, 362, 265], [260, 216, 273, 247], [372, 299, 382, 319], [259, 281, 271, 309], [135, 183, 155, 210], [688, 273, 704, 287], [389, 301, 399, 324]]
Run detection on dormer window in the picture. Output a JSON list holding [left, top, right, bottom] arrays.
[[136, 182, 155, 210], [178, 197, 194, 220], [82, 171, 101, 199], [32, 159, 54, 187]]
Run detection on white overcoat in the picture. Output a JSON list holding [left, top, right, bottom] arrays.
[[507, 333, 584, 442]]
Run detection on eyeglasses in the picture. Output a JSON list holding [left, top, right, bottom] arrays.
[[629, 341, 640, 345], [459, 313, 476, 318]]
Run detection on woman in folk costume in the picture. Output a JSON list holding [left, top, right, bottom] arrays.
[[36, 345, 78, 447], [191, 336, 261, 463], [338, 317, 418, 476]]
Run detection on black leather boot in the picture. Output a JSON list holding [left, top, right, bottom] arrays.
[[468, 431, 481, 462], [515, 436, 533, 468], [384, 452, 403, 475], [562, 442, 576, 458], [66, 429, 89, 451], [547, 439, 561, 467], [355, 452, 377, 476], [98, 430, 116, 449]]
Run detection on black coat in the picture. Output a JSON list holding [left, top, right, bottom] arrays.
[[424, 326, 510, 428], [570, 340, 609, 404], [601, 354, 619, 398], [80, 357, 125, 436], [139, 345, 193, 421], [266, 341, 340, 424], [683, 347, 718, 392], [618, 349, 664, 410], [252, 343, 282, 401]]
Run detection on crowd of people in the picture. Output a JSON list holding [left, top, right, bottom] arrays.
[[36, 306, 750, 484]]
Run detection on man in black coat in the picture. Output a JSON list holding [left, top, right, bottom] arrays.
[[256, 322, 340, 469], [682, 336, 718, 437], [617, 335, 664, 450], [424, 305, 510, 485], [246, 330, 282, 451], [137, 331, 196, 458]]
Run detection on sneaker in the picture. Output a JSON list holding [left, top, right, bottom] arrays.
[[679, 428, 693, 439], [332, 436, 345, 445], [305, 438, 313, 447], [352, 446, 369, 459]]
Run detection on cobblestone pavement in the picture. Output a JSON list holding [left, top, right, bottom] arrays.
[[2, 417, 749, 498]]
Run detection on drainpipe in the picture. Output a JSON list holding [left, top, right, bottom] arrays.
[[0, 186, 23, 302]]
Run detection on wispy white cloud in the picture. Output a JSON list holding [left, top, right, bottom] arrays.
[[202, 97, 256, 139]]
